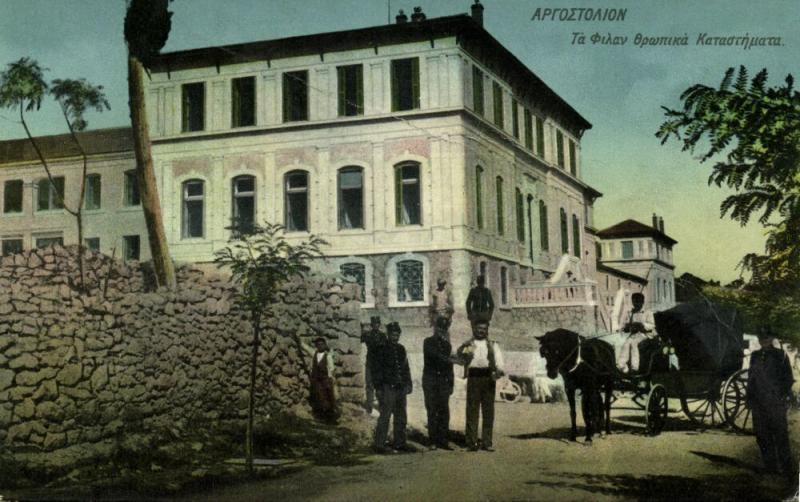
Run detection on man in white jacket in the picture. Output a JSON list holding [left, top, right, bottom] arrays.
[[617, 292, 656, 373]]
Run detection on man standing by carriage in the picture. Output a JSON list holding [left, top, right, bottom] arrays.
[[747, 325, 796, 480], [617, 292, 657, 373]]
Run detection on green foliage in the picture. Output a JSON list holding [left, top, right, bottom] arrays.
[[50, 79, 110, 132], [124, 0, 174, 67], [701, 284, 800, 348], [0, 57, 48, 111], [213, 222, 327, 315], [656, 66, 800, 286]]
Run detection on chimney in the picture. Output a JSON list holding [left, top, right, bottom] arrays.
[[652, 213, 658, 229], [410, 6, 426, 22], [659, 217, 665, 234], [471, 0, 484, 27], [396, 9, 408, 24]]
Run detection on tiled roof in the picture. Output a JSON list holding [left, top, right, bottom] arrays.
[[597, 219, 677, 245], [0, 127, 133, 165]]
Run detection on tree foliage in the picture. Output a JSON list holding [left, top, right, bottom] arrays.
[[50, 79, 110, 132], [124, 0, 174, 68], [656, 66, 800, 288], [213, 222, 326, 474]]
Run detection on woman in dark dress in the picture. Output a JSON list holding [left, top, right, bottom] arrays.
[[309, 337, 339, 423]]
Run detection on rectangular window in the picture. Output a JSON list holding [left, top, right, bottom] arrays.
[[492, 82, 503, 128], [622, 241, 634, 259], [515, 189, 525, 242], [536, 118, 545, 158], [560, 208, 568, 253], [539, 201, 549, 251], [1, 238, 23, 256], [395, 163, 421, 225], [338, 168, 364, 229], [340, 263, 366, 303], [84, 174, 101, 210], [181, 82, 205, 132], [85, 237, 100, 252], [572, 214, 581, 257], [124, 171, 140, 206], [556, 130, 565, 168], [36, 235, 63, 248], [397, 259, 424, 302], [182, 181, 204, 238], [495, 176, 504, 236], [285, 172, 309, 232], [475, 166, 483, 229], [511, 99, 519, 139], [283, 70, 309, 122], [3, 180, 23, 213], [123, 235, 140, 261], [391, 58, 420, 112], [232, 176, 256, 235], [337, 64, 363, 117], [500, 266, 508, 305], [472, 66, 484, 115], [231, 76, 256, 128], [523, 109, 533, 150], [36, 177, 64, 211], [569, 139, 577, 176]]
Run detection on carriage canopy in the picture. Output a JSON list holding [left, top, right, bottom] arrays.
[[654, 301, 744, 377]]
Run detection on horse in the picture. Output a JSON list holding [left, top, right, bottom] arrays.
[[536, 329, 615, 442]]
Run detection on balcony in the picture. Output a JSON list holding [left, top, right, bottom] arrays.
[[513, 281, 598, 308]]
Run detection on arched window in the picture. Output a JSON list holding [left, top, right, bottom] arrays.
[[284, 170, 309, 232], [340, 262, 366, 302], [396, 259, 424, 302], [182, 179, 205, 238], [475, 165, 484, 229], [572, 214, 581, 257], [231, 175, 256, 235], [338, 167, 363, 229], [395, 162, 421, 225], [539, 200, 549, 251], [495, 176, 504, 236], [515, 188, 525, 242], [560, 208, 568, 254]]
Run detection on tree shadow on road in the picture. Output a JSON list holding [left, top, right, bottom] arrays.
[[689, 450, 761, 473], [525, 472, 781, 501], [507, 427, 575, 444]]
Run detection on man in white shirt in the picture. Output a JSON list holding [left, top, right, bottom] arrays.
[[456, 320, 505, 451], [617, 292, 657, 373]]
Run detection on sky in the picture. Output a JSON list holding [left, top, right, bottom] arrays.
[[0, 0, 797, 283]]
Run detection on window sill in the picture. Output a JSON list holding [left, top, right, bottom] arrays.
[[34, 209, 67, 215], [179, 237, 206, 242], [119, 205, 142, 212], [1, 212, 25, 217], [83, 209, 104, 215], [387, 300, 428, 308]]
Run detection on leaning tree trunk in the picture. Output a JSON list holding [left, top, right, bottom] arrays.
[[127, 54, 176, 289]]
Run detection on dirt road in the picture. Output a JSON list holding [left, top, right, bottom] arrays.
[[178, 393, 799, 501]]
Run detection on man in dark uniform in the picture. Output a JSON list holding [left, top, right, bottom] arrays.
[[372, 322, 413, 453], [361, 316, 384, 414], [423, 316, 454, 449], [466, 275, 494, 326], [747, 325, 795, 479]]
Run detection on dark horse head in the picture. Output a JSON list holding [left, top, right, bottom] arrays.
[[536, 328, 580, 379]]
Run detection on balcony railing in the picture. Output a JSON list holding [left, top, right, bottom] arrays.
[[513, 281, 598, 308]]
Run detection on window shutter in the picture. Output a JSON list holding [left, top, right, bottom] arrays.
[[53, 177, 65, 209], [337, 66, 346, 117], [282, 74, 290, 122], [391, 62, 399, 112], [410, 58, 420, 109], [395, 167, 402, 224], [355, 65, 364, 114]]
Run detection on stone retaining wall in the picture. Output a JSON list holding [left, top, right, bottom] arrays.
[[0, 246, 361, 475]]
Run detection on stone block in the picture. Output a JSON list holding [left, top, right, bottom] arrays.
[[16, 368, 56, 387], [32, 380, 58, 401], [9, 353, 38, 370], [15, 398, 35, 419], [36, 401, 65, 422], [57, 363, 83, 386], [90, 365, 109, 392], [0, 368, 15, 391]]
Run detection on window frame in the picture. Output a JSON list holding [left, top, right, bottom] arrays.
[[3, 179, 23, 214], [231, 76, 256, 128], [535, 117, 545, 158], [523, 109, 533, 151], [511, 99, 520, 139], [500, 266, 509, 306], [556, 130, 565, 168], [622, 241, 634, 259], [492, 81, 504, 128], [394, 162, 421, 226], [472, 66, 484, 115], [337, 64, 364, 117], [390, 58, 420, 112], [84, 237, 100, 252], [282, 70, 309, 122], [515, 188, 525, 242], [560, 208, 569, 254], [35, 234, 63, 249], [84, 173, 101, 211], [569, 138, 577, 176], [231, 175, 256, 236], [337, 166, 364, 230], [387, 253, 429, 307], [181, 82, 205, 132], [539, 200, 549, 251], [181, 179, 205, 239], [495, 176, 504, 236], [475, 165, 483, 229], [123, 170, 140, 206], [1, 237, 23, 256], [123, 234, 141, 262], [572, 214, 581, 257], [284, 170, 310, 232], [36, 176, 64, 212]]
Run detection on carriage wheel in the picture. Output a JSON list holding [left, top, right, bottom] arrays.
[[498, 380, 522, 403], [680, 390, 724, 427], [722, 369, 753, 435], [645, 384, 668, 435]]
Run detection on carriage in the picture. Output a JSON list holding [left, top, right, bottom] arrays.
[[618, 301, 752, 435]]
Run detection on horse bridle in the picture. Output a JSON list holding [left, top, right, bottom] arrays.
[[552, 338, 583, 374]]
